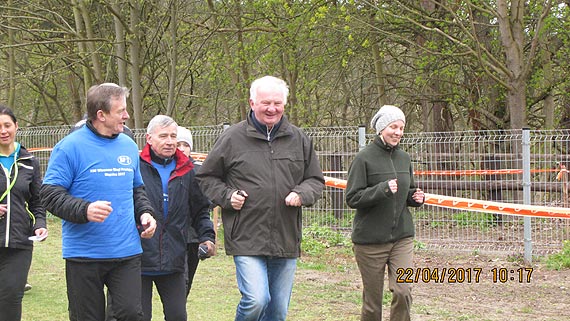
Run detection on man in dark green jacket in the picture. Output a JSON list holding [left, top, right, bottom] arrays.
[[197, 75, 324, 321], [346, 105, 425, 321]]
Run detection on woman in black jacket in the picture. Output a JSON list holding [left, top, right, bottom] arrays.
[[0, 105, 48, 320]]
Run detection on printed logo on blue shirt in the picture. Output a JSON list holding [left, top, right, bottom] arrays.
[[117, 155, 132, 166]]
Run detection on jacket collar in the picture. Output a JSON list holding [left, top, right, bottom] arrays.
[[374, 135, 399, 152], [140, 144, 194, 179], [86, 120, 121, 139], [246, 110, 291, 140], [248, 109, 284, 141]]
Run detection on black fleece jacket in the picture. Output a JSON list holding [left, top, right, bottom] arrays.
[[139, 145, 214, 273]]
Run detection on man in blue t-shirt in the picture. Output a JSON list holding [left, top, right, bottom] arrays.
[[41, 83, 157, 321]]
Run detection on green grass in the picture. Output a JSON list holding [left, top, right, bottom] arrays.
[[546, 240, 570, 270], [453, 212, 498, 229], [22, 216, 361, 321]]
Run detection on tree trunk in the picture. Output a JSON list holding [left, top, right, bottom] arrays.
[[78, 0, 103, 83], [129, 0, 144, 129], [110, 1, 130, 126], [497, 0, 530, 129], [70, 0, 92, 91], [207, 0, 246, 123], [233, 0, 250, 122], [166, 2, 178, 117], [7, 0, 16, 108]]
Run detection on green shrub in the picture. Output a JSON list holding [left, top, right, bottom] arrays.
[[546, 240, 570, 270]]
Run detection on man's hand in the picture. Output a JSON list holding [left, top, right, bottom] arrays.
[[285, 192, 302, 207], [139, 213, 156, 239], [87, 201, 113, 223], [201, 240, 216, 257], [231, 190, 248, 210]]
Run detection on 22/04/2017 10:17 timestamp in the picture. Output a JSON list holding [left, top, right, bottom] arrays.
[[396, 267, 534, 284]]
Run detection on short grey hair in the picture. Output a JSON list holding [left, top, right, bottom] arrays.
[[146, 115, 178, 135], [249, 76, 289, 105]]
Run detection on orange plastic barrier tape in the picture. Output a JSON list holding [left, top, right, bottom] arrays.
[[191, 152, 208, 162], [29, 148, 570, 218], [415, 169, 558, 176], [323, 176, 570, 219], [422, 194, 570, 219]]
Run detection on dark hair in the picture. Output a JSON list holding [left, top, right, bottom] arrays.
[[86, 83, 129, 121], [0, 104, 17, 124]]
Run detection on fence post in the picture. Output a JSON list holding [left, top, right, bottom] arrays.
[[522, 128, 532, 265], [358, 125, 366, 151]]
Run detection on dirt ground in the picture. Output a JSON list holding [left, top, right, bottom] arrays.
[[297, 249, 570, 321], [410, 251, 569, 321]]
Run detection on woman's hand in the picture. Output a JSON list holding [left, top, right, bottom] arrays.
[[412, 188, 425, 204], [0, 204, 6, 218], [34, 228, 48, 241], [388, 179, 398, 194]]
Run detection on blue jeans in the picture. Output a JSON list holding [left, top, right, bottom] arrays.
[[233, 256, 297, 321]]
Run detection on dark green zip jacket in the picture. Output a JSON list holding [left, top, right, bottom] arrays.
[[346, 136, 423, 244], [196, 114, 324, 257]]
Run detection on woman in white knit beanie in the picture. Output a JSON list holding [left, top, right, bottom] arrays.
[[346, 104, 424, 321], [176, 126, 193, 157]]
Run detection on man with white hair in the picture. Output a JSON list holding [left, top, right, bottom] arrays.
[[197, 75, 324, 321]]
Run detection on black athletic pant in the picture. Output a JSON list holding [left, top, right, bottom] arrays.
[[0, 248, 32, 321], [141, 272, 187, 321], [185, 242, 200, 296], [66, 255, 143, 321]]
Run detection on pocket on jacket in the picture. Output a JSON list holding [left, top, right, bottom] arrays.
[[273, 151, 304, 180]]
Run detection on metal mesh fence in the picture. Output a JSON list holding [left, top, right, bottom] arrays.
[[17, 126, 570, 255]]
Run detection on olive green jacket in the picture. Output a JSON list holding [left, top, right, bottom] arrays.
[[346, 136, 423, 244], [196, 114, 324, 257]]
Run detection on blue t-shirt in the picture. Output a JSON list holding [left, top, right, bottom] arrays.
[[43, 126, 144, 259], [151, 159, 175, 219], [0, 142, 19, 172]]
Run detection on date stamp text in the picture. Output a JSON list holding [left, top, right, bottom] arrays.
[[396, 267, 534, 284]]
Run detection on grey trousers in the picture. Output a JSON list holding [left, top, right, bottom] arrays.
[[353, 237, 413, 321]]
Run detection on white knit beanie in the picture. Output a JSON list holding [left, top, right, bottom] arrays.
[[177, 126, 193, 150], [370, 105, 406, 134]]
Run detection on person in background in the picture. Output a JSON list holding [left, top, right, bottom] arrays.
[[40, 83, 157, 321], [345, 105, 425, 321], [196, 75, 324, 321], [139, 116, 215, 320], [0, 105, 48, 321], [176, 126, 193, 160], [176, 125, 209, 297]]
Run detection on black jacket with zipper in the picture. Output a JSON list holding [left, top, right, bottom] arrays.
[[0, 145, 46, 250], [139, 145, 214, 273]]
